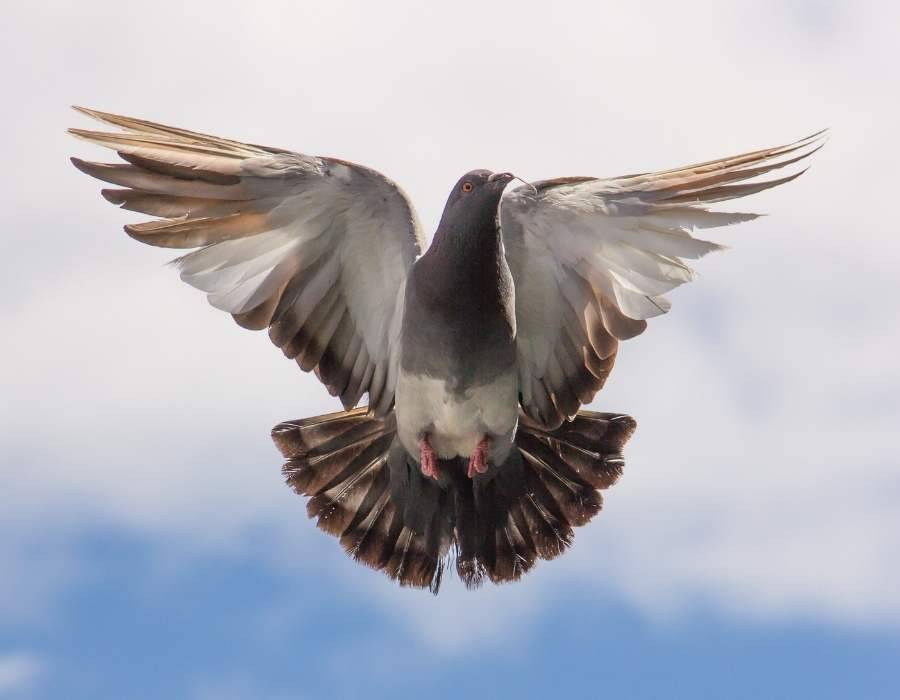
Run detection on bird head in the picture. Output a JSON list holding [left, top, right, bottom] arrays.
[[436, 170, 515, 233]]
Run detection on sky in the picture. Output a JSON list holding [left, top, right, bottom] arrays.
[[2, 0, 899, 697]]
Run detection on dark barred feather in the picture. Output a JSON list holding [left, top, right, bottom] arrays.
[[272, 407, 636, 592]]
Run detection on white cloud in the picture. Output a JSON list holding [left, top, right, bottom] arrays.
[[0, 653, 43, 696], [2, 0, 899, 650]]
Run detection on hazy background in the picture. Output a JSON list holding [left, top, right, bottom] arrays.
[[2, 1, 899, 697]]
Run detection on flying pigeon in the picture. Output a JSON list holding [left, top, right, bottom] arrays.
[[69, 107, 823, 591]]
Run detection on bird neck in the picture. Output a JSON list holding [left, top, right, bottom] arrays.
[[426, 216, 503, 277]]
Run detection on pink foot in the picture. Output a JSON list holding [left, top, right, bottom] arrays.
[[467, 436, 491, 479], [419, 434, 439, 480]]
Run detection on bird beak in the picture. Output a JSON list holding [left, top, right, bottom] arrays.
[[488, 172, 537, 193], [488, 171, 515, 185]]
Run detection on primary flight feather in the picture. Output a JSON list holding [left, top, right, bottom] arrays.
[[69, 107, 823, 591]]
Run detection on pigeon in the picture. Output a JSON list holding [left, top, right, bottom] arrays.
[[69, 107, 824, 591]]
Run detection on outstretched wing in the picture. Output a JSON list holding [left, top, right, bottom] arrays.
[[502, 131, 825, 429], [70, 107, 424, 414]]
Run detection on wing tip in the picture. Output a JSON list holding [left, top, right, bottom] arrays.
[[71, 105, 125, 128], [67, 127, 104, 145], [69, 155, 90, 172], [800, 127, 830, 144], [776, 127, 828, 156], [694, 239, 729, 257], [70, 105, 115, 134], [100, 188, 125, 205], [782, 165, 811, 184]]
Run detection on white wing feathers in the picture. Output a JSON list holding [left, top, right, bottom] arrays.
[[502, 130, 825, 428], [70, 107, 423, 414]]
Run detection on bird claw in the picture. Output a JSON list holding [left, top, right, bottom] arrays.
[[419, 435, 439, 480], [467, 437, 491, 478]]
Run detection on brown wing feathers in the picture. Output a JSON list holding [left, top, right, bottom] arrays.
[[608, 129, 825, 190]]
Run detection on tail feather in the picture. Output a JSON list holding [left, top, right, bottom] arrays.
[[272, 408, 636, 592], [272, 406, 373, 456], [523, 412, 632, 489]]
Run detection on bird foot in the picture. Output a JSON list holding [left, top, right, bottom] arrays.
[[467, 436, 491, 478], [419, 434, 439, 480]]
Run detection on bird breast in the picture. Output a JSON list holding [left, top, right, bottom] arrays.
[[395, 368, 519, 463]]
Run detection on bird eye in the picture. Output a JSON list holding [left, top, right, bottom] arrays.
[[462, 182, 474, 193]]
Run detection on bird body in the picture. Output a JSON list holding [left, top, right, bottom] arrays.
[[69, 107, 824, 591], [397, 170, 518, 469]]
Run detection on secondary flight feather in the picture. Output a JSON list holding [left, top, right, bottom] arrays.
[[69, 107, 823, 591]]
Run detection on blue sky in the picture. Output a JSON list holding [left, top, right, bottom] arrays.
[[6, 536, 900, 700], [2, 1, 899, 698]]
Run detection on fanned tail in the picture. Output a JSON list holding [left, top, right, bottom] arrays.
[[273, 408, 451, 592], [272, 408, 636, 592], [453, 411, 635, 587]]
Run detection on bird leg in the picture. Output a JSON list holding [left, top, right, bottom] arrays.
[[467, 436, 491, 478], [418, 434, 439, 480]]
